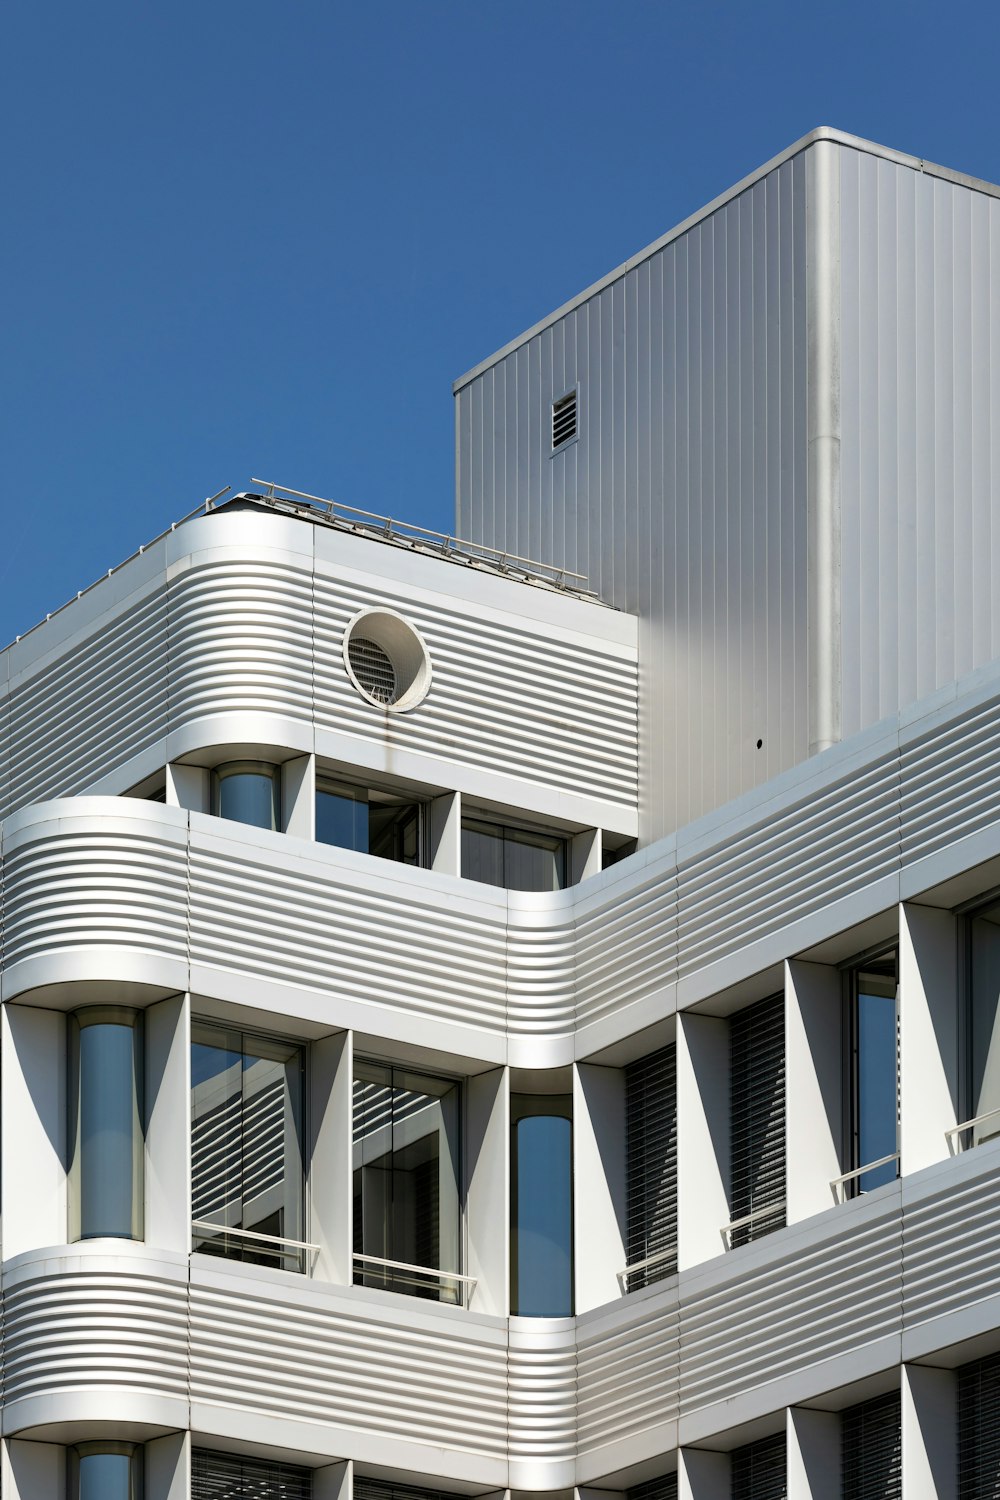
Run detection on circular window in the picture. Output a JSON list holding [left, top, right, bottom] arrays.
[[342, 607, 432, 712]]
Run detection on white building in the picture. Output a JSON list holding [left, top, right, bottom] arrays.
[[2, 127, 1000, 1500]]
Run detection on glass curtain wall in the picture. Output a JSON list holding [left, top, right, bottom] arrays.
[[510, 1094, 573, 1316], [191, 1024, 306, 1271], [213, 762, 280, 831], [848, 952, 899, 1193], [353, 1061, 461, 1302], [966, 898, 1000, 1145], [317, 780, 422, 865], [68, 1007, 144, 1241], [70, 1443, 143, 1500], [462, 817, 566, 891]]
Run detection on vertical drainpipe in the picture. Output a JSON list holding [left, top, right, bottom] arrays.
[[806, 138, 843, 756]]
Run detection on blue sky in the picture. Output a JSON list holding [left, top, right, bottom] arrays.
[[2, 0, 997, 646]]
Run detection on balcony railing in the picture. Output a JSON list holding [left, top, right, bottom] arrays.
[[720, 1200, 786, 1248], [829, 1153, 900, 1203], [945, 1104, 1000, 1153], [616, 1244, 677, 1292], [352, 1252, 477, 1307], [191, 1220, 320, 1272]]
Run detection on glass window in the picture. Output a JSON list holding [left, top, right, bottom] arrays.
[[70, 1443, 143, 1500], [213, 761, 280, 831], [462, 817, 566, 891], [316, 779, 422, 865], [353, 1060, 461, 1303], [848, 952, 899, 1193], [68, 1007, 144, 1242], [966, 898, 1000, 1144], [510, 1094, 573, 1316], [192, 1449, 311, 1500], [191, 1024, 305, 1272]]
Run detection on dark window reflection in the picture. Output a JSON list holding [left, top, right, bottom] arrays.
[[967, 899, 1000, 1144], [850, 953, 899, 1193], [511, 1094, 573, 1316], [462, 818, 566, 891], [72, 1444, 142, 1500], [353, 1061, 461, 1302], [68, 1008, 144, 1242], [317, 781, 421, 866], [213, 762, 280, 831], [191, 1024, 305, 1271]]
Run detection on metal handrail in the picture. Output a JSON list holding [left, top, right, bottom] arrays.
[[720, 1200, 786, 1247], [192, 1220, 320, 1258], [829, 1153, 900, 1202], [945, 1105, 1000, 1151], [352, 1252, 477, 1304], [616, 1245, 677, 1291], [250, 478, 597, 594]]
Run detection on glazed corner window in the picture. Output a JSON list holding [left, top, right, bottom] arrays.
[[461, 816, 567, 891], [191, 1024, 306, 1272], [353, 1061, 461, 1303], [68, 1008, 144, 1242], [317, 779, 422, 866], [965, 896, 1000, 1145], [511, 1094, 573, 1316], [212, 761, 280, 831], [70, 1442, 143, 1500], [847, 950, 899, 1194]]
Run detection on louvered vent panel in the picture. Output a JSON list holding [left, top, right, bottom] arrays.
[[628, 1474, 678, 1500], [730, 993, 786, 1246], [732, 1433, 787, 1500], [842, 1393, 902, 1500], [552, 390, 577, 448], [625, 1044, 677, 1288], [192, 1448, 311, 1499], [355, 1479, 456, 1500], [959, 1352, 1000, 1498]]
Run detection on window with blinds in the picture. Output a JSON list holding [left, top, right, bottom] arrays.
[[354, 1479, 458, 1500], [730, 993, 785, 1247], [841, 1392, 902, 1500], [627, 1473, 678, 1500], [192, 1448, 312, 1499], [959, 1351, 1000, 1497], [625, 1044, 677, 1289], [732, 1432, 787, 1500]]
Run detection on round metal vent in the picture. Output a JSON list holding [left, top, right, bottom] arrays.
[[342, 607, 432, 713], [347, 635, 397, 705]]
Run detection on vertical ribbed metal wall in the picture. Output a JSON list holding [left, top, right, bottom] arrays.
[[836, 144, 1000, 737], [455, 153, 809, 840]]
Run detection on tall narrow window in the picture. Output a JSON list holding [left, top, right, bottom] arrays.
[[192, 1449, 311, 1500], [511, 1094, 573, 1316], [848, 951, 899, 1193], [212, 761, 280, 831], [841, 1391, 901, 1500], [729, 993, 785, 1246], [68, 1007, 144, 1242], [191, 1024, 305, 1272], [625, 1044, 677, 1289], [958, 1350, 1000, 1497], [731, 1433, 787, 1499], [353, 1061, 461, 1303], [965, 898, 1000, 1146], [462, 816, 567, 891], [70, 1443, 144, 1500]]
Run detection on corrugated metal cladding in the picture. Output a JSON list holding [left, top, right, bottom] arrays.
[[456, 153, 809, 840], [836, 145, 1000, 737], [841, 1392, 902, 1500], [958, 1352, 1000, 1499], [731, 1433, 787, 1500]]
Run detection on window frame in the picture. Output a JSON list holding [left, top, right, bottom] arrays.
[[316, 774, 426, 867], [843, 946, 900, 1198], [460, 811, 569, 891]]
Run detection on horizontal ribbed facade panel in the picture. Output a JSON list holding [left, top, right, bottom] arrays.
[[0, 515, 638, 830], [576, 1300, 680, 1453], [189, 1279, 509, 1458]]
